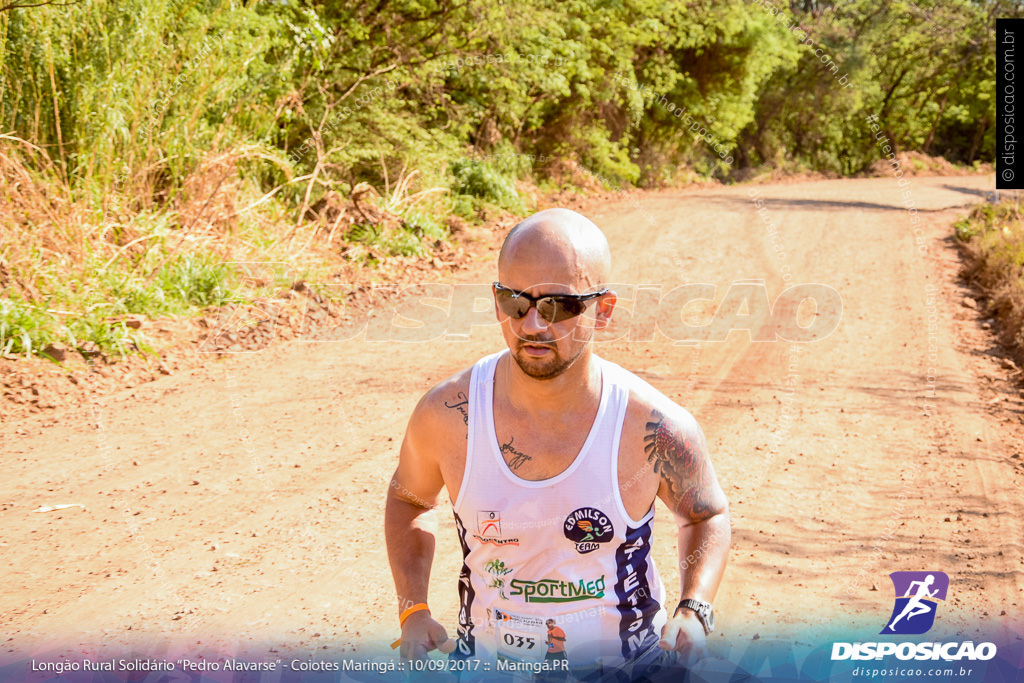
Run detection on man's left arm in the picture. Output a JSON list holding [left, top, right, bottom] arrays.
[[644, 408, 731, 659]]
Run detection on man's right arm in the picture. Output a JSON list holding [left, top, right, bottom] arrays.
[[384, 389, 453, 659]]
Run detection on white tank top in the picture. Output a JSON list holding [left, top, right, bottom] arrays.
[[451, 351, 667, 676]]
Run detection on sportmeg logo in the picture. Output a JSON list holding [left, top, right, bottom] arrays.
[[509, 576, 606, 603], [831, 571, 997, 663]]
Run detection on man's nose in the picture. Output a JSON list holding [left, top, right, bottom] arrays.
[[519, 304, 550, 334]]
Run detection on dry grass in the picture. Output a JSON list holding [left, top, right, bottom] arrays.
[[955, 199, 1024, 367], [0, 135, 79, 300], [0, 135, 461, 359], [868, 151, 992, 178]]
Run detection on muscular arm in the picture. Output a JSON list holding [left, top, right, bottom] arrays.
[[384, 393, 451, 657], [644, 408, 730, 645]]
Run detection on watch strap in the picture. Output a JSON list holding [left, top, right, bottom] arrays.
[[675, 598, 714, 635]]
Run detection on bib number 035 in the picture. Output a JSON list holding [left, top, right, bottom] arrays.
[[502, 633, 536, 650]]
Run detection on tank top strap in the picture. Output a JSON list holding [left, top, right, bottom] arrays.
[[453, 351, 503, 512]]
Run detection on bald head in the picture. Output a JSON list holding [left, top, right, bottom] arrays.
[[498, 209, 611, 291]]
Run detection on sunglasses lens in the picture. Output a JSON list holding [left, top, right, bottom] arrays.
[[536, 298, 557, 322], [496, 290, 530, 318], [538, 297, 584, 323]]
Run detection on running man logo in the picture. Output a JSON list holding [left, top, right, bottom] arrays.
[[881, 571, 949, 635], [478, 511, 502, 536], [475, 510, 520, 546]]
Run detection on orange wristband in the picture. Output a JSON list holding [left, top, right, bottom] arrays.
[[391, 603, 431, 649], [399, 602, 430, 627]]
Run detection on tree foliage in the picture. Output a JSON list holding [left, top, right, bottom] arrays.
[[0, 0, 1010, 204], [736, 0, 1006, 174]]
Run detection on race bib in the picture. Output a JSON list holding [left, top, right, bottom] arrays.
[[494, 609, 546, 663]]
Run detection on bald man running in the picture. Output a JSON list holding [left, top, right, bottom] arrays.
[[385, 208, 730, 679]]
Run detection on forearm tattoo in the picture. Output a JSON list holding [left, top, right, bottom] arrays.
[[500, 437, 532, 471], [643, 410, 716, 520]]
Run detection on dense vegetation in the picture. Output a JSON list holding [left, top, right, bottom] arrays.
[[0, 0, 1010, 358]]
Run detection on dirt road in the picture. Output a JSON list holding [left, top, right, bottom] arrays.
[[3, 175, 1022, 666]]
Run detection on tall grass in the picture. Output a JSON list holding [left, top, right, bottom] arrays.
[[0, 1, 301, 358], [1, 0, 287, 195], [955, 201, 1024, 364]]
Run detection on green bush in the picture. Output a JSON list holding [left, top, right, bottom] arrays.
[[0, 298, 58, 357], [449, 159, 521, 210], [401, 208, 448, 244], [954, 217, 978, 242], [0, 250, 244, 359], [157, 253, 235, 308]]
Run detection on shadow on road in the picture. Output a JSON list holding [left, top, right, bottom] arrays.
[[674, 194, 975, 214]]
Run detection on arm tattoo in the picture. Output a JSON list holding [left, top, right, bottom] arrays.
[[500, 437, 532, 471], [643, 410, 715, 520], [445, 392, 469, 440], [444, 392, 469, 425]]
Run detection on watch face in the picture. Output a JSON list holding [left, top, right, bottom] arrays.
[[680, 599, 714, 634]]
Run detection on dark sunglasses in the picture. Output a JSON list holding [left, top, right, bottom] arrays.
[[493, 282, 609, 323]]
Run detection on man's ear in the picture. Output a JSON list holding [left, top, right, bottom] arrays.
[[593, 291, 617, 329]]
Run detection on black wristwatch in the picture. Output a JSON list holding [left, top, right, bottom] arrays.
[[675, 598, 715, 635]]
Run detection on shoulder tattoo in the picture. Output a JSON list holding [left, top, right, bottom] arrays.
[[444, 392, 469, 438], [643, 409, 716, 520], [444, 391, 469, 424]]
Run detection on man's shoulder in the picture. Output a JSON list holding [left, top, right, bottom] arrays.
[[601, 357, 702, 435], [414, 366, 473, 421], [409, 353, 497, 432]]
